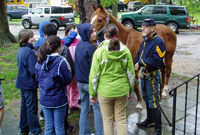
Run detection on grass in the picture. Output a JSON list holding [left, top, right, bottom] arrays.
[[0, 42, 20, 105]]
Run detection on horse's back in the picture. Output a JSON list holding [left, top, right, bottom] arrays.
[[156, 24, 177, 56]]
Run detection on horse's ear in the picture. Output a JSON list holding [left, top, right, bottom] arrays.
[[99, 4, 105, 11], [92, 4, 98, 11]]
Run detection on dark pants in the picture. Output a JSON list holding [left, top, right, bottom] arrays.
[[19, 89, 42, 134]]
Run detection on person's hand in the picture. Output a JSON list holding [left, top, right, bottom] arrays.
[[90, 97, 97, 103], [134, 62, 139, 71], [128, 93, 131, 101], [35, 51, 38, 58], [74, 28, 78, 33]]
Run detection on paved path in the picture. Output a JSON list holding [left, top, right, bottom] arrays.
[[1, 85, 199, 135], [127, 86, 200, 135], [1, 109, 19, 135]]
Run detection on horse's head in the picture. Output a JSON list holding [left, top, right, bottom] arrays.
[[90, 4, 109, 36]]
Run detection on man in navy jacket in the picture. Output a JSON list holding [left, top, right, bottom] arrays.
[[134, 18, 166, 135]]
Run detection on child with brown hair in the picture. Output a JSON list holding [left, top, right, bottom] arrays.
[[16, 29, 42, 135], [35, 35, 72, 135]]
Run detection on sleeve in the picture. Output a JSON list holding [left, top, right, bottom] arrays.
[[63, 30, 77, 47], [59, 46, 74, 78], [86, 46, 95, 70], [138, 41, 166, 68], [134, 41, 144, 65], [126, 48, 136, 93], [35, 63, 38, 82], [26, 52, 37, 79], [58, 60, 72, 86], [66, 48, 75, 78], [89, 50, 101, 98]]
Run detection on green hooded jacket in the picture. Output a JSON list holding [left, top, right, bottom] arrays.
[[89, 40, 135, 98]]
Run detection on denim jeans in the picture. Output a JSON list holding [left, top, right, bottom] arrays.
[[77, 82, 104, 135], [42, 105, 66, 135], [19, 89, 42, 134]]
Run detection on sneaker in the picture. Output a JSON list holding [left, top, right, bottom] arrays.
[[39, 115, 45, 121], [65, 125, 74, 135], [18, 130, 29, 135]]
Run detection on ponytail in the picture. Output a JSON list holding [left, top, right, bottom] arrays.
[[109, 36, 120, 51], [104, 24, 120, 51], [38, 35, 61, 63]]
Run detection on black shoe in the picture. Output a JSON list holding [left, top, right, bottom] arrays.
[[154, 129, 163, 135], [136, 119, 155, 127], [18, 130, 29, 135], [65, 125, 74, 135]]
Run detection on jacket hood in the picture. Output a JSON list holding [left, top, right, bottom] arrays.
[[99, 40, 128, 60], [39, 21, 52, 37], [41, 53, 60, 71], [77, 23, 91, 41]]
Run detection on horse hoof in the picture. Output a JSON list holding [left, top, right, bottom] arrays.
[[162, 92, 168, 99], [135, 108, 142, 112], [162, 95, 167, 99], [135, 102, 143, 111]]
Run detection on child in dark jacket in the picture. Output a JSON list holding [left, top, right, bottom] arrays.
[[35, 35, 72, 135], [16, 29, 42, 135]]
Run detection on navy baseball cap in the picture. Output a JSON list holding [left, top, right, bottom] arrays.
[[143, 18, 156, 26]]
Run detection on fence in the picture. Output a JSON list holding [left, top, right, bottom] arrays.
[[169, 73, 200, 135]]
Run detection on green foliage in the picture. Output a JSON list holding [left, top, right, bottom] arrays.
[[100, 0, 118, 7], [0, 42, 20, 103]]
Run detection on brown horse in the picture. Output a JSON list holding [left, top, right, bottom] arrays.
[[91, 4, 177, 110]]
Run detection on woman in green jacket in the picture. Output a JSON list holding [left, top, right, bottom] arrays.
[[89, 24, 135, 135]]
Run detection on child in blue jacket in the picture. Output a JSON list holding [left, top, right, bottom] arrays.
[[16, 29, 42, 135], [35, 35, 72, 135]]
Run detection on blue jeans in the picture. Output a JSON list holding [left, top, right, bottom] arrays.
[[19, 89, 42, 134], [77, 82, 104, 135], [141, 71, 160, 109], [42, 105, 66, 135]]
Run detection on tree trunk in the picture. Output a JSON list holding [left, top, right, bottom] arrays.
[[0, 0, 17, 47], [78, 0, 86, 23], [84, 0, 99, 23], [112, 0, 118, 19]]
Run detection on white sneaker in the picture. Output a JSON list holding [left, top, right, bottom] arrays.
[[39, 115, 45, 121]]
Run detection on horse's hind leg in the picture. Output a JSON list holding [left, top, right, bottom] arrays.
[[134, 79, 143, 111], [162, 56, 173, 98], [160, 64, 166, 98]]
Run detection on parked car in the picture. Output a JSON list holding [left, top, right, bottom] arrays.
[[21, 5, 75, 29], [106, 1, 128, 12], [118, 5, 190, 33], [127, 1, 145, 11], [7, 4, 28, 21]]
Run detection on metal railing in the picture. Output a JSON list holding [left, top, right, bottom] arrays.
[[169, 73, 200, 135]]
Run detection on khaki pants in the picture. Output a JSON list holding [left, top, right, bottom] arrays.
[[98, 94, 129, 135]]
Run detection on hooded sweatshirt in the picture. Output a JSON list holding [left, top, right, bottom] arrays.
[[74, 23, 96, 83], [35, 53, 72, 107], [89, 40, 135, 98], [34, 21, 51, 51], [34, 21, 77, 51]]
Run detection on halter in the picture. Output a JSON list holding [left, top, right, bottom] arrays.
[[96, 11, 109, 35]]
